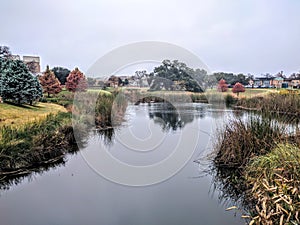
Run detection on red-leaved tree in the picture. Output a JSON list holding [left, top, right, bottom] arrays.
[[232, 82, 245, 96], [217, 79, 228, 92], [66, 68, 88, 92], [39, 65, 62, 97]]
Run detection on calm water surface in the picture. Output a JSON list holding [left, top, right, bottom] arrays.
[[0, 103, 246, 225]]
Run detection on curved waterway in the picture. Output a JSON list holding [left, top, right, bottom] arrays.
[[0, 103, 246, 225]]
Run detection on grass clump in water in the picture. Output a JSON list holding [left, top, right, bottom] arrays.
[[214, 115, 285, 169]]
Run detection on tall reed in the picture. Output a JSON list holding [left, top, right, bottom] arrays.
[[213, 114, 287, 168], [72, 91, 127, 128]]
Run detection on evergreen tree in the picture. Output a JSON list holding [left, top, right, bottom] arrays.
[[65, 68, 88, 92], [39, 65, 62, 97], [0, 59, 42, 104], [124, 78, 129, 85], [51, 66, 71, 85], [0, 46, 12, 59], [0, 46, 12, 73], [25, 76, 43, 105]]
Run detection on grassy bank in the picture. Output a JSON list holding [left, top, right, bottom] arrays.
[[212, 112, 300, 224], [0, 99, 74, 176], [0, 112, 76, 174], [0, 102, 66, 127], [0, 90, 123, 178]]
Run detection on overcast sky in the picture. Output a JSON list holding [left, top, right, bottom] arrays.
[[1, 0, 300, 76]]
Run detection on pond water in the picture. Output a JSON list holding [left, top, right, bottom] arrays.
[[0, 103, 246, 225]]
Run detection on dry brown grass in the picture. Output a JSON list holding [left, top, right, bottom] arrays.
[[246, 144, 300, 224]]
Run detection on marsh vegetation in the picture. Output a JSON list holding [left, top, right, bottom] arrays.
[[212, 92, 300, 224], [0, 90, 127, 179]]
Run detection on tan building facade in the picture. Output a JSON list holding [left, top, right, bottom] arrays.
[[23, 56, 41, 74], [11, 55, 21, 60]]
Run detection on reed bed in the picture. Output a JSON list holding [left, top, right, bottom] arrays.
[[72, 91, 127, 128], [212, 110, 300, 224], [123, 89, 239, 107], [236, 92, 300, 116]]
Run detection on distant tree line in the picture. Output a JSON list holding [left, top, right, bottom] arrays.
[[91, 60, 300, 91], [210, 72, 252, 86], [148, 60, 300, 92], [146, 60, 255, 92]]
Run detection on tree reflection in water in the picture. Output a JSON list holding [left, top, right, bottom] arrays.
[[0, 158, 67, 192], [148, 102, 207, 131], [0, 127, 116, 192]]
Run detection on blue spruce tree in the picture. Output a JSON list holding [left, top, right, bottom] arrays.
[[0, 58, 42, 105]]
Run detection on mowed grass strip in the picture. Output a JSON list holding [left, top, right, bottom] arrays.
[[87, 89, 112, 95], [205, 88, 272, 98], [0, 102, 67, 127]]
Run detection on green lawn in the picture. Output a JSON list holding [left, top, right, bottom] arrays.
[[0, 102, 66, 127], [87, 89, 112, 95], [205, 88, 274, 98], [231, 88, 275, 97]]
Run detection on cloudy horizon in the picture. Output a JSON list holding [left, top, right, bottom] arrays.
[[1, 0, 300, 76]]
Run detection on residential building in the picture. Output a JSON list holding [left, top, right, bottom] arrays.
[[273, 77, 284, 88], [284, 78, 300, 88], [252, 77, 275, 87], [23, 55, 41, 74], [250, 76, 300, 89]]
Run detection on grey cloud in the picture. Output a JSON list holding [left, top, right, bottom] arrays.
[[1, 0, 299, 75]]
